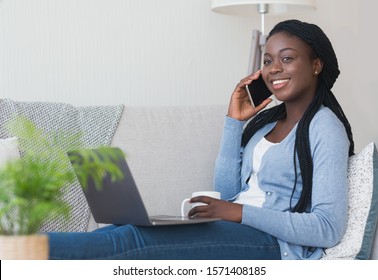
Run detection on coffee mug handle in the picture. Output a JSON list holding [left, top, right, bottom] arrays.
[[181, 198, 191, 217]]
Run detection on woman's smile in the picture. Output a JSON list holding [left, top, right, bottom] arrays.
[[271, 78, 290, 90]]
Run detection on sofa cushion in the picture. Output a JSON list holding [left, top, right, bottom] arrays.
[[1, 99, 123, 233], [322, 142, 378, 259]]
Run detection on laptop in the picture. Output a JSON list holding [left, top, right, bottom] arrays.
[[67, 147, 220, 226]]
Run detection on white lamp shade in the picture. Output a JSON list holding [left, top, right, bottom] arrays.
[[211, 0, 316, 16]]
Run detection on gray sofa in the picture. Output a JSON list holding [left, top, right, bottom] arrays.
[[85, 105, 377, 260]]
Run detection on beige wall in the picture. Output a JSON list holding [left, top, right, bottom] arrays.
[[0, 0, 376, 152]]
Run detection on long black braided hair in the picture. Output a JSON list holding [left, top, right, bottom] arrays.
[[241, 20, 354, 213]]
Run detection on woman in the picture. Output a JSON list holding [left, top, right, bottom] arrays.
[[48, 19, 353, 260]]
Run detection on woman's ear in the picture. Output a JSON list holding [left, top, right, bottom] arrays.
[[313, 58, 323, 76]]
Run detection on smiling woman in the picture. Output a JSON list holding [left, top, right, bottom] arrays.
[[223, 19, 354, 258]]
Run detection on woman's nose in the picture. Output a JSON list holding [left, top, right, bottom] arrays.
[[269, 60, 283, 74]]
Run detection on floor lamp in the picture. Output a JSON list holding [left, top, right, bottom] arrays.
[[211, 0, 316, 74]]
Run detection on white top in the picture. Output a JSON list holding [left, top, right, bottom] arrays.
[[234, 137, 277, 207]]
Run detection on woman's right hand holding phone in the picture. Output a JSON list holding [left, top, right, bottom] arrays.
[[227, 70, 272, 121]]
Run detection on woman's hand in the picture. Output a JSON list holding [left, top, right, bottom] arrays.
[[228, 70, 272, 121], [187, 196, 243, 223]]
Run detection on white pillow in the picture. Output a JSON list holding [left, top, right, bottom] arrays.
[[0, 137, 20, 167], [322, 142, 378, 259]]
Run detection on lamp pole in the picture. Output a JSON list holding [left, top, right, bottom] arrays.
[[248, 4, 268, 74], [258, 3, 268, 35]]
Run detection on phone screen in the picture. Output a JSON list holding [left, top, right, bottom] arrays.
[[246, 75, 272, 107]]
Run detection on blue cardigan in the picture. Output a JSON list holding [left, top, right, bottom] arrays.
[[214, 106, 350, 260]]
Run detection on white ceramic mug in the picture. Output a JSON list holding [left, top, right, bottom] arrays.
[[180, 191, 221, 217]]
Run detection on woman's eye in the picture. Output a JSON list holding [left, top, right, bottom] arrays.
[[263, 59, 271, 65], [282, 56, 293, 62]]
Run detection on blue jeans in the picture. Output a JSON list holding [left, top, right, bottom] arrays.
[[47, 221, 281, 260]]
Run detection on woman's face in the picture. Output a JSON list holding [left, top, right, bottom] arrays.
[[262, 32, 321, 105]]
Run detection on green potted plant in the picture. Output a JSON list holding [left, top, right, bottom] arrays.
[[0, 116, 124, 259]]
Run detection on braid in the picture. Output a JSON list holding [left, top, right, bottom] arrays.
[[322, 85, 355, 156], [241, 20, 354, 213]]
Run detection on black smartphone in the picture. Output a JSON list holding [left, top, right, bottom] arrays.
[[246, 75, 272, 107]]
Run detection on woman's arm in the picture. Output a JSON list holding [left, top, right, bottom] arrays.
[[213, 116, 245, 200], [215, 71, 272, 200]]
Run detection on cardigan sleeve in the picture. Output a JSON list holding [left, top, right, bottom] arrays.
[[214, 116, 246, 200]]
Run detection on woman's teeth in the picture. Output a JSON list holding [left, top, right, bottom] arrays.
[[272, 79, 289, 85]]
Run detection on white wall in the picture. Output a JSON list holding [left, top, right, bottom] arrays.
[[0, 0, 377, 152]]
